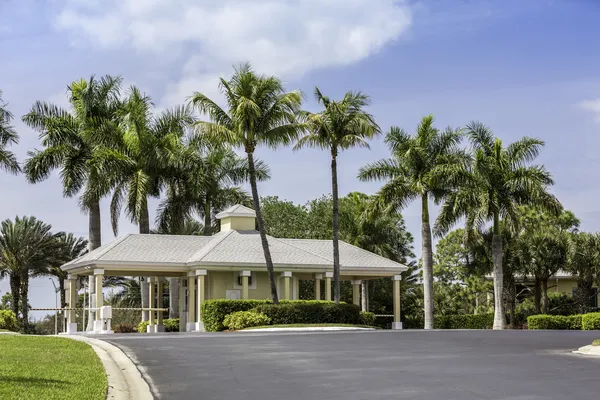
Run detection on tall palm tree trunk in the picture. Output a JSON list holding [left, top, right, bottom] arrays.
[[87, 199, 102, 330], [331, 152, 341, 304], [204, 202, 212, 236], [421, 193, 434, 329], [9, 276, 20, 320], [20, 275, 30, 329], [247, 150, 279, 304], [541, 278, 549, 314], [139, 199, 150, 321], [492, 218, 505, 330], [533, 277, 541, 314]]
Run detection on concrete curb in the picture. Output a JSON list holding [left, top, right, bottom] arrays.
[[573, 345, 600, 357], [63, 335, 153, 399], [243, 327, 375, 332]]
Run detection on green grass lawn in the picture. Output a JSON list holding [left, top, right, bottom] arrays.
[[592, 339, 600, 346], [243, 323, 377, 330], [0, 336, 107, 400]]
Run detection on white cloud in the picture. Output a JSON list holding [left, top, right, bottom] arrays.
[[578, 99, 600, 122], [53, 0, 412, 107]]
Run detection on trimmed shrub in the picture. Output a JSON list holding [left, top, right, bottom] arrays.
[[0, 309, 18, 332], [582, 312, 600, 330], [114, 323, 137, 333], [359, 311, 375, 326], [527, 315, 570, 330], [435, 314, 493, 329], [254, 302, 361, 326], [137, 320, 150, 333], [164, 318, 180, 332], [223, 311, 271, 330], [201, 300, 270, 332], [568, 315, 583, 330]]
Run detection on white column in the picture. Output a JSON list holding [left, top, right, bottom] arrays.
[[196, 270, 207, 331], [178, 278, 185, 332], [147, 277, 155, 333], [66, 275, 78, 333], [325, 272, 333, 301], [94, 269, 104, 332], [281, 271, 292, 300], [314, 273, 323, 300], [361, 281, 369, 312], [241, 270, 251, 300], [187, 272, 195, 332], [392, 275, 402, 330], [86, 275, 95, 332], [156, 277, 165, 332], [351, 280, 361, 306]]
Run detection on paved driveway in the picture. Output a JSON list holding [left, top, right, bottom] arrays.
[[104, 330, 600, 400]]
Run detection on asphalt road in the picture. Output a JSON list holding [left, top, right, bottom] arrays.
[[103, 330, 600, 400]]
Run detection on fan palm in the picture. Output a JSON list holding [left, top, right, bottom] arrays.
[[0, 90, 20, 174], [435, 121, 560, 329], [296, 88, 380, 303], [190, 63, 303, 303], [0, 216, 61, 328], [23, 75, 122, 251], [156, 142, 269, 236], [358, 115, 463, 329]]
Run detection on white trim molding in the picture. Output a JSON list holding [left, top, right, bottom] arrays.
[[392, 275, 402, 281], [93, 268, 105, 276], [325, 272, 334, 279], [195, 269, 208, 276], [281, 271, 292, 278]]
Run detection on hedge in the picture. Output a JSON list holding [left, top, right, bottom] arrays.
[[0, 310, 18, 332], [359, 311, 375, 326], [253, 302, 360, 326], [137, 318, 181, 333], [582, 312, 600, 330], [527, 314, 582, 330], [435, 314, 493, 329], [223, 311, 271, 330], [201, 300, 269, 332]]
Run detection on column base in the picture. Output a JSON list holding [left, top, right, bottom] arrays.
[[195, 322, 205, 332], [66, 323, 78, 334], [392, 322, 403, 330], [93, 320, 104, 333], [156, 324, 165, 333], [147, 325, 156, 333], [186, 322, 195, 332]]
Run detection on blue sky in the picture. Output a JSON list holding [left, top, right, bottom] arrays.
[[1, 0, 600, 316]]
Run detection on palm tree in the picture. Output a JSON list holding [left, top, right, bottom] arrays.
[[190, 63, 303, 304], [0, 90, 20, 174], [435, 121, 560, 329], [566, 232, 600, 313], [358, 115, 462, 329], [95, 86, 193, 321], [296, 88, 380, 303], [23, 75, 122, 251], [47, 233, 88, 308], [156, 142, 269, 236], [0, 217, 60, 328]]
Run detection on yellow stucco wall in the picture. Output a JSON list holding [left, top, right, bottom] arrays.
[[208, 271, 274, 300], [220, 217, 256, 231]]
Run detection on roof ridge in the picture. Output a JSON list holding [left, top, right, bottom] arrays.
[[269, 235, 334, 265], [338, 240, 408, 268], [62, 233, 133, 267], [187, 230, 234, 263]]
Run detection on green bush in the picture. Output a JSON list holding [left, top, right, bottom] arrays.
[[137, 320, 149, 333], [582, 312, 600, 330], [435, 314, 493, 329], [568, 315, 583, 330], [0, 309, 18, 332], [373, 315, 395, 329], [254, 302, 360, 326], [223, 311, 271, 330], [527, 314, 579, 330], [164, 318, 180, 332], [201, 300, 270, 332], [359, 311, 375, 326], [114, 323, 137, 333]]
